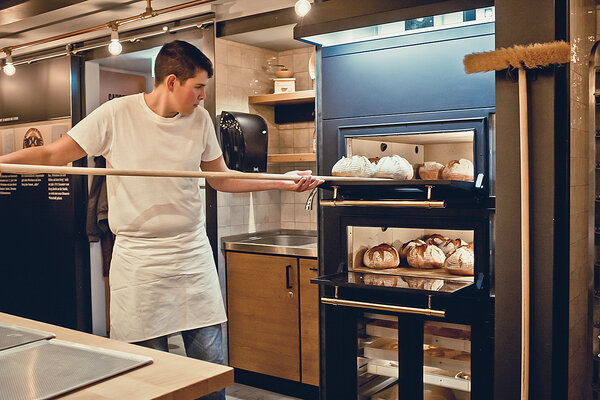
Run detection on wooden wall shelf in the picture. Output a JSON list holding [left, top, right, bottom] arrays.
[[249, 90, 315, 106], [267, 153, 316, 163]]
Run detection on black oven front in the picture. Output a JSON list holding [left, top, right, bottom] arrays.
[[315, 206, 494, 399]]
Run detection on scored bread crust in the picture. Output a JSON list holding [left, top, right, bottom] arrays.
[[424, 234, 448, 247], [444, 245, 475, 276], [418, 161, 444, 179], [363, 243, 400, 269], [438, 238, 467, 256], [399, 239, 425, 259], [331, 155, 375, 177], [407, 243, 445, 269], [373, 155, 414, 180], [442, 158, 474, 181]]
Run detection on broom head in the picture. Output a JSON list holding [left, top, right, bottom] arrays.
[[464, 41, 571, 73]]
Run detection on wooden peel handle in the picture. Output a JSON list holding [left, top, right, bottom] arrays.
[[0, 163, 390, 182], [0, 163, 303, 180]]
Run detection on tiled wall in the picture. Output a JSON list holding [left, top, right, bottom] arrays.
[[569, 1, 596, 398], [214, 39, 317, 240]]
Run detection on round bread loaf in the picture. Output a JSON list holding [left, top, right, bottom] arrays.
[[363, 243, 400, 269], [331, 155, 375, 177], [442, 158, 474, 181], [407, 244, 445, 269], [418, 161, 445, 179], [424, 234, 448, 247], [444, 245, 475, 276], [374, 155, 414, 180], [399, 239, 425, 259], [438, 238, 467, 256]]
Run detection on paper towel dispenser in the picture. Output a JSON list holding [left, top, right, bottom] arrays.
[[219, 111, 268, 173]]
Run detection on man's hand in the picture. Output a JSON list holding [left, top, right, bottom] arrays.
[[282, 170, 324, 192]]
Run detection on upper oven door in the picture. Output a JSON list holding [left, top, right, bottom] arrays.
[[320, 110, 495, 203]]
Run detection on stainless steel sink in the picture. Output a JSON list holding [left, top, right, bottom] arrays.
[[243, 235, 316, 247], [221, 230, 317, 257]]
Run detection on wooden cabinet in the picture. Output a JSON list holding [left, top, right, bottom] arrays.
[[299, 258, 320, 386], [226, 252, 300, 381], [226, 252, 319, 385]]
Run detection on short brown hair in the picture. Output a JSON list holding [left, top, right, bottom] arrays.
[[154, 40, 213, 86]]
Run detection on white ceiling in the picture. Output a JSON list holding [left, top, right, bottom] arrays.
[[0, 0, 304, 60]]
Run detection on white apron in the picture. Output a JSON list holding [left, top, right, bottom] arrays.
[[108, 230, 227, 342]]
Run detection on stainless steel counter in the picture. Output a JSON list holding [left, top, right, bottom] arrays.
[[221, 229, 317, 258]]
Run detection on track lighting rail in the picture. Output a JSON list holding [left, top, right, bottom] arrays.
[[1, 0, 217, 61]]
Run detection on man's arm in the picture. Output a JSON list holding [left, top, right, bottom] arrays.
[[201, 156, 322, 193], [0, 135, 87, 166]]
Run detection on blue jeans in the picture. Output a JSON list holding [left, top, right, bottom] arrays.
[[133, 324, 226, 400]]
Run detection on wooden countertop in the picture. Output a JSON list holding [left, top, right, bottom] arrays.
[[0, 313, 234, 400]]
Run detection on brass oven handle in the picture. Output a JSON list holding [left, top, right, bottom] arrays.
[[321, 297, 446, 318], [319, 200, 445, 208]]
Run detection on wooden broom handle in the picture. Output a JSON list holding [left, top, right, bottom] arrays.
[[518, 67, 530, 400], [0, 163, 390, 183]]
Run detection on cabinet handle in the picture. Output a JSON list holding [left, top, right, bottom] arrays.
[[285, 265, 293, 289], [309, 267, 318, 272]]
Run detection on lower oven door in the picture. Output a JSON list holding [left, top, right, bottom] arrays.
[[319, 303, 493, 400]]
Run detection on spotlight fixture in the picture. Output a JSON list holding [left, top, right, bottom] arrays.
[[108, 24, 122, 56], [3, 50, 15, 76], [294, 0, 311, 17]]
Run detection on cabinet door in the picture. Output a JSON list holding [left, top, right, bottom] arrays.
[[299, 258, 320, 386], [226, 252, 300, 381]]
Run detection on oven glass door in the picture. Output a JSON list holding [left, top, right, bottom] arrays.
[[357, 313, 472, 399], [358, 312, 399, 399], [423, 321, 471, 399]]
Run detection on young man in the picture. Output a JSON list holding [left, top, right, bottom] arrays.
[[0, 40, 321, 400]]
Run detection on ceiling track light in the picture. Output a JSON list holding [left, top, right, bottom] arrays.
[[0, 0, 217, 62], [295, 0, 311, 17], [2, 49, 15, 76], [107, 23, 122, 55]]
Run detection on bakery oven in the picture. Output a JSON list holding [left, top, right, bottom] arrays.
[[310, 17, 496, 399], [314, 110, 495, 399], [314, 208, 494, 400]]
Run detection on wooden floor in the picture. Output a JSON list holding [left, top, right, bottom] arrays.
[[168, 333, 301, 400]]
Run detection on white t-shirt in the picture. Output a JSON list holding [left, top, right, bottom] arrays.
[[69, 93, 222, 237], [68, 93, 227, 342]]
